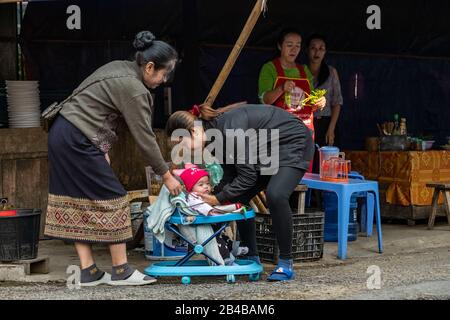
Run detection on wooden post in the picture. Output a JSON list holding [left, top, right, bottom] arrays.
[[427, 188, 440, 229], [0, 0, 23, 4], [295, 185, 308, 215], [426, 183, 450, 229], [203, 0, 266, 106]]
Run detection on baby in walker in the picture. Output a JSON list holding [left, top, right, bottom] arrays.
[[175, 164, 249, 265]]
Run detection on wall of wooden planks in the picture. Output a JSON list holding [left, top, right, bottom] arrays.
[[0, 128, 49, 237], [109, 128, 171, 191]]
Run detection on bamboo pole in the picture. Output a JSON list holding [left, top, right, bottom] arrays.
[[203, 0, 267, 106], [258, 191, 268, 207], [252, 195, 269, 215], [249, 200, 259, 213], [0, 0, 22, 4]]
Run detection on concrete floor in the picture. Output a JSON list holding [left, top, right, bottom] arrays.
[[1, 220, 450, 300]]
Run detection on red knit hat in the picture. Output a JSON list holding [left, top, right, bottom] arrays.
[[176, 165, 209, 192]]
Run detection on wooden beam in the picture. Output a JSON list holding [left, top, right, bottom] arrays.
[[203, 0, 266, 106], [0, 0, 22, 4]]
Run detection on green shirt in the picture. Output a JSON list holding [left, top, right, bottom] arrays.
[[258, 61, 314, 103]]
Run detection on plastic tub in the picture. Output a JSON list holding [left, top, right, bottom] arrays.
[[0, 209, 41, 261], [322, 192, 358, 242]]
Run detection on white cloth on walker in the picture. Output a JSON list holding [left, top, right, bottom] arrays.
[[177, 225, 224, 266], [145, 186, 174, 243], [145, 186, 224, 265]]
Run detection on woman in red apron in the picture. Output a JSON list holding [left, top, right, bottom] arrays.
[[258, 28, 326, 171]]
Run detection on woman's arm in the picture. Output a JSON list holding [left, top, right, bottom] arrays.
[[214, 163, 258, 203], [326, 104, 341, 145], [162, 170, 184, 196], [117, 92, 182, 195], [259, 62, 293, 105], [198, 163, 258, 206], [198, 193, 220, 206], [118, 93, 168, 174], [262, 81, 295, 105]]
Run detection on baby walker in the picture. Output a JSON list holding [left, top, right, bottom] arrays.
[[144, 208, 263, 284]]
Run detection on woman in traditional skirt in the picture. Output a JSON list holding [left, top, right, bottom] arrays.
[[44, 31, 183, 286]]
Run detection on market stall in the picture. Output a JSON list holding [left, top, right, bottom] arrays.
[[0, 0, 449, 255]]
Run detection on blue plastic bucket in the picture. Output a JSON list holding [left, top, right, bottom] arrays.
[[323, 191, 358, 242]]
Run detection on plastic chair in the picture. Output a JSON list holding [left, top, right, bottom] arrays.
[[300, 173, 383, 260], [144, 208, 263, 284]]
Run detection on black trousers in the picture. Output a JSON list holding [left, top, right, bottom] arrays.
[[221, 167, 306, 260]]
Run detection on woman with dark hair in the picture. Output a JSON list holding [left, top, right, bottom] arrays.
[[258, 29, 326, 166], [166, 103, 315, 281], [44, 31, 183, 286], [306, 34, 343, 148]]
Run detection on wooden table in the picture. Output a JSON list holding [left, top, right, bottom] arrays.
[[346, 150, 450, 225]]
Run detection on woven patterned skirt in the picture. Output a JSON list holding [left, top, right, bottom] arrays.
[[44, 116, 132, 244]]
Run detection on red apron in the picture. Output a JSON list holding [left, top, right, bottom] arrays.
[[272, 59, 315, 171]]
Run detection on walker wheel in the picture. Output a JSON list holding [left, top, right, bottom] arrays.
[[249, 273, 260, 281], [226, 274, 236, 283], [181, 276, 191, 285]]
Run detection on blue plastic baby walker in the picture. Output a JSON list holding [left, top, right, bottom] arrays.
[[144, 208, 263, 284]]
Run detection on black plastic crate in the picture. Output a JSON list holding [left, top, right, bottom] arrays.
[[255, 210, 324, 264]]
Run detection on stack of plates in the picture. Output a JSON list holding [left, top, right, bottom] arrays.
[[6, 80, 41, 128]]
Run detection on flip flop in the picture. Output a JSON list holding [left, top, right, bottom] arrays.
[[80, 272, 111, 287], [108, 270, 157, 286], [267, 265, 295, 282]]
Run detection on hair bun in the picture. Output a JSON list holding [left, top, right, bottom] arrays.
[[133, 31, 156, 51]]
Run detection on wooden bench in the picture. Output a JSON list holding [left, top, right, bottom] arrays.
[[426, 183, 450, 229]]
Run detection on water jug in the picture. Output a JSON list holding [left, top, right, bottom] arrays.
[[319, 146, 350, 181]]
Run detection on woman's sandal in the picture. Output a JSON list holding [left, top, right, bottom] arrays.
[[80, 272, 111, 287], [267, 263, 295, 282], [108, 270, 157, 286]]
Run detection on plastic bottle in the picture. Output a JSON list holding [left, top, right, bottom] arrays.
[[400, 118, 407, 135], [393, 114, 400, 135], [285, 91, 292, 108]]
